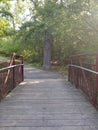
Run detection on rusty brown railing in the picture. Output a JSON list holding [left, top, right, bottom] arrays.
[[0, 51, 24, 99], [68, 53, 98, 108]]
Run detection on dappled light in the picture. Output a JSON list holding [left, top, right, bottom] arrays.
[[25, 68, 43, 73], [6, 93, 14, 98], [20, 80, 45, 86]]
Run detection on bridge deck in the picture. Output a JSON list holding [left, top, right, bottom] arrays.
[[0, 66, 98, 130]]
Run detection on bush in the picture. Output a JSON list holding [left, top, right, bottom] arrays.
[[22, 49, 38, 63], [0, 37, 21, 54]]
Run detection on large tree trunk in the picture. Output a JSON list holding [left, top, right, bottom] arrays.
[[43, 30, 52, 69]]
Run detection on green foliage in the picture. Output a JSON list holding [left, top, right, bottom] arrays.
[[13, 0, 98, 66], [0, 0, 10, 2], [1, 0, 98, 66], [0, 38, 21, 53], [22, 49, 39, 63], [0, 1, 14, 37], [0, 18, 8, 37]]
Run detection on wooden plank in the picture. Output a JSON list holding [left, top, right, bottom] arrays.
[[0, 66, 98, 129]]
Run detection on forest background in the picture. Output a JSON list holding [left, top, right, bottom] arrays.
[[0, 0, 98, 70]]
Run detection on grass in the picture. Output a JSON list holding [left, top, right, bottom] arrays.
[[43, 65, 68, 79], [24, 61, 41, 68]]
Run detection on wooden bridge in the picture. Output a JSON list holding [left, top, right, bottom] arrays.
[[0, 52, 98, 130]]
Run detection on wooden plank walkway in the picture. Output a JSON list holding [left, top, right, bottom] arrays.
[[0, 65, 98, 130]]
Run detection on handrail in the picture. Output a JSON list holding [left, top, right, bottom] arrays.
[[68, 53, 98, 109], [0, 51, 23, 57], [68, 64, 98, 74], [69, 53, 98, 57], [0, 64, 24, 72], [0, 51, 24, 100]]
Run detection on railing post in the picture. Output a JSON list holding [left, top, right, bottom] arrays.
[[68, 59, 71, 82], [21, 56, 24, 81], [94, 55, 98, 107], [75, 56, 79, 88], [68, 59, 73, 83], [0, 51, 24, 100], [12, 54, 15, 88]]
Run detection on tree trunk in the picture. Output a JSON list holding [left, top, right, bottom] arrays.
[[43, 30, 52, 69]]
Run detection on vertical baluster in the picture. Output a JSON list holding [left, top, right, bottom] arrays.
[[93, 55, 98, 107]]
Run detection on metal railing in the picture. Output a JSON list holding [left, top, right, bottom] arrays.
[[0, 51, 24, 99], [68, 53, 98, 108]]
